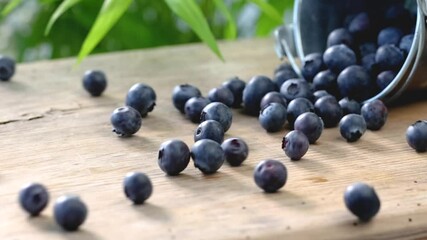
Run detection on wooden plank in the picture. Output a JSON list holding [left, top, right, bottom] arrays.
[[1, 38, 427, 240]]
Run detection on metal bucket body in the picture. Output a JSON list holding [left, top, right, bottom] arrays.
[[275, 0, 426, 103]]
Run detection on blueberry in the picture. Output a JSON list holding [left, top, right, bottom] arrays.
[[254, 160, 287, 193], [286, 98, 315, 128], [282, 130, 309, 160], [158, 140, 191, 175], [274, 62, 297, 75], [377, 27, 403, 46], [359, 42, 377, 58], [191, 139, 225, 174], [301, 53, 325, 82], [361, 53, 378, 76], [337, 65, 372, 102], [376, 71, 396, 90], [125, 83, 156, 117], [260, 91, 287, 110], [274, 68, 299, 89], [348, 12, 371, 39], [339, 98, 361, 115], [221, 138, 249, 167], [375, 45, 404, 71], [399, 34, 414, 55], [123, 172, 153, 204], [259, 103, 287, 132], [82, 70, 107, 97], [19, 183, 49, 216], [184, 97, 210, 123], [344, 182, 380, 222], [313, 90, 333, 102], [208, 86, 234, 107], [313, 70, 338, 96], [242, 76, 276, 116], [384, 3, 411, 29], [314, 95, 343, 128], [172, 84, 202, 113], [222, 77, 246, 108], [339, 114, 367, 142], [361, 99, 388, 131], [406, 120, 427, 152], [327, 28, 354, 48], [0, 55, 15, 81], [54, 195, 88, 231], [323, 44, 357, 74], [194, 120, 224, 144], [200, 102, 233, 132], [110, 106, 142, 137], [294, 112, 324, 144], [280, 78, 313, 102]]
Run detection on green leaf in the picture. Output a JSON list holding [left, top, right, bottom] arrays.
[[165, 0, 224, 61], [248, 0, 283, 24], [1, 0, 23, 16], [77, 0, 133, 63], [256, 0, 293, 36], [45, 0, 82, 35], [213, 0, 236, 39]]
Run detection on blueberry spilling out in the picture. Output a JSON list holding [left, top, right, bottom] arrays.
[[110, 106, 142, 137], [19, 183, 49, 216], [242, 75, 276, 116], [184, 97, 210, 123], [0, 55, 15, 81], [54, 195, 88, 231], [254, 160, 287, 193], [126, 83, 156, 117], [280, 78, 313, 102], [301, 53, 325, 82], [158, 140, 191, 176], [221, 138, 249, 167], [222, 76, 246, 108], [208, 86, 234, 107], [314, 95, 343, 128], [200, 102, 233, 132], [294, 112, 324, 144], [172, 84, 202, 113], [286, 98, 315, 128], [191, 139, 225, 174], [260, 91, 287, 110], [344, 182, 380, 222], [194, 120, 224, 144], [82, 70, 107, 97], [339, 114, 367, 142], [123, 172, 153, 204], [282, 130, 309, 160], [406, 120, 427, 152], [361, 99, 388, 131], [259, 103, 287, 133]]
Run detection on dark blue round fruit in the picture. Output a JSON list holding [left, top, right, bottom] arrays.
[[337, 65, 372, 101], [327, 28, 354, 48], [282, 130, 309, 160], [82, 70, 107, 97], [172, 84, 202, 113], [221, 138, 249, 167], [222, 77, 246, 108], [399, 34, 414, 55], [376, 71, 396, 90], [123, 172, 153, 204], [200, 102, 233, 132], [323, 44, 357, 74], [125, 83, 156, 117], [339, 114, 367, 142], [54, 195, 88, 231], [361, 100, 388, 131], [375, 45, 404, 71], [344, 182, 380, 222], [359, 42, 377, 58], [301, 53, 325, 82], [406, 120, 427, 152], [294, 112, 324, 144], [194, 120, 224, 144], [184, 97, 210, 123], [254, 160, 287, 193], [274, 68, 299, 89], [339, 98, 361, 116], [208, 86, 234, 107], [19, 183, 49, 216], [348, 12, 370, 39], [259, 103, 287, 133], [280, 78, 313, 102], [242, 76, 276, 116], [286, 98, 315, 128], [158, 140, 191, 175], [313, 70, 338, 97], [191, 139, 225, 174], [377, 27, 403, 46], [314, 95, 343, 128], [0, 55, 15, 81], [260, 91, 287, 110], [110, 106, 142, 137]]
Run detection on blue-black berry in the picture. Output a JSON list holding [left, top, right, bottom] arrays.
[[158, 140, 191, 175], [19, 183, 49, 216], [54, 195, 88, 231], [344, 182, 381, 222], [124, 172, 153, 204], [110, 106, 142, 137], [254, 160, 287, 193]]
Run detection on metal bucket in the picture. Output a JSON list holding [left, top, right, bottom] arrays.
[[274, 0, 427, 103]]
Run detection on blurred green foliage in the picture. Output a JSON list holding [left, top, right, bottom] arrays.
[[0, 0, 293, 62]]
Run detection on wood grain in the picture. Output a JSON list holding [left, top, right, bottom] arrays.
[[1, 38, 427, 240]]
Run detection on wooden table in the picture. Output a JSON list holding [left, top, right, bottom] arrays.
[[1, 38, 427, 240]]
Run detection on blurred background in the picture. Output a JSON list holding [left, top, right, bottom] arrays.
[[0, 0, 293, 62]]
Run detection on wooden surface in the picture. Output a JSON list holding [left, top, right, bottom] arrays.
[[1, 38, 427, 240]]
